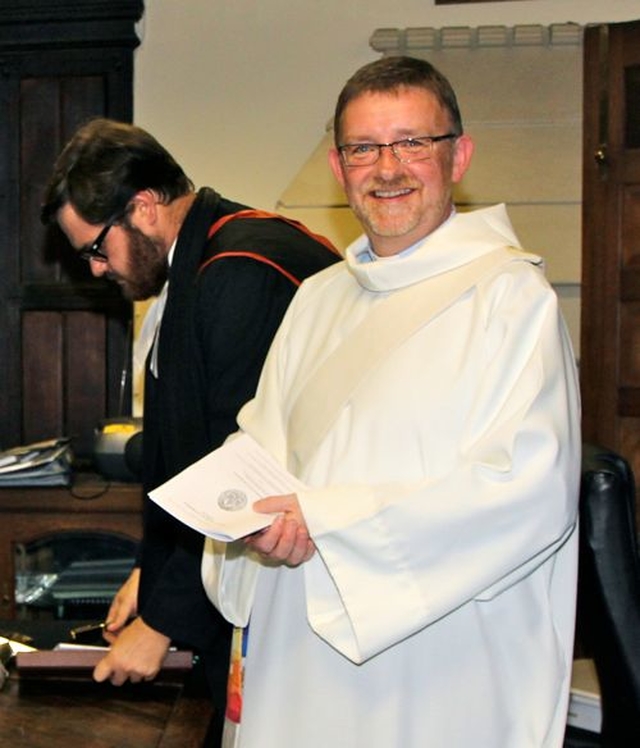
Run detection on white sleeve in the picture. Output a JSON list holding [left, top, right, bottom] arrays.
[[296, 273, 581, 663], [201, 537, 261, 627]]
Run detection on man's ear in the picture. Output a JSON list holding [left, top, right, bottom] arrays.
[[128, 189, 160, 227], [328, 148, 347, 190], [451, 134, 474, 184]]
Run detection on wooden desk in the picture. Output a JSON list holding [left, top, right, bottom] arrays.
[[0, 620, 213, 747], [0, 478, 144, 617], [0, 675, 212, 747]]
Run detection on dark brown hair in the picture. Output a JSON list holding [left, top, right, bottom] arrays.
[[41, 118, 194, 225], [333, 56, 463, 145]]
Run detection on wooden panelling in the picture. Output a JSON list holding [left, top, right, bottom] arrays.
[[622, 184, 640, 267], [619, 303, 640, 387], [21, 312, 64, 442], [0, 1, 142, 458], [581, 20, 640, 524], [20, 74, 107, 285], [65, 312, 109, 456]]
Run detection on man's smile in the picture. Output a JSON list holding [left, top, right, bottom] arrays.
[[371, 187, 415, 199]]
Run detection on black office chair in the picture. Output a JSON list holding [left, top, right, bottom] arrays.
[[564, 444, 640, 747]]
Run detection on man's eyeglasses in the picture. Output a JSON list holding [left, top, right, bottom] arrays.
[[78, 222, 114, 263], [338, 133, 457, 167]]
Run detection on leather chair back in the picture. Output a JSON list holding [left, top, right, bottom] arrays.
[[576, 444, 640, 746]]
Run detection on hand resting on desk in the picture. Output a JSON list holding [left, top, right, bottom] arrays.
[[93, 616, 171, 686]]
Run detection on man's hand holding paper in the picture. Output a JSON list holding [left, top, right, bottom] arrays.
[[148, 433, 306, 542], [247, 494, 316, 567]]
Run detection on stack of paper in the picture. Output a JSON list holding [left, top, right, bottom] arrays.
[[0, 438, 72, 487]]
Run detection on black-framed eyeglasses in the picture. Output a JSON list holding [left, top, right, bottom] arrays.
[[338, 133, 458, 167], [78, 222, 114, 263]]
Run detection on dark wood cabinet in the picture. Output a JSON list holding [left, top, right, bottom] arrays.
[[0, 480, 143, 619], [581, 20, 640, 522], [0, 0, 144, 459]]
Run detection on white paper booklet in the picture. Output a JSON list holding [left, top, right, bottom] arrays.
[[149, 433, 305, 542]]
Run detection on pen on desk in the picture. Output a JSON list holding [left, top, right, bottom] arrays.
[[69, 621, 108, 642]]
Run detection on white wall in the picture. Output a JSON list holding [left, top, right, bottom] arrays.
[[134, 0, 639, 212], [130, 1, 639, 408]]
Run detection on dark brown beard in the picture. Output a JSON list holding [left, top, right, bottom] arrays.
[[109, 225, 169, 301]]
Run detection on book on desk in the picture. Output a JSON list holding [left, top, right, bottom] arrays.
[[15, 646, 194, 681]]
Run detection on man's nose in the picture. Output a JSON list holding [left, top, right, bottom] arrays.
[[89, 258, 109, 277], [376, 144, 403, 171]]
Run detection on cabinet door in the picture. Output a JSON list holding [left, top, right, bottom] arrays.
[[581, 20, 640, 517], [0, 2, 143, 458]]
